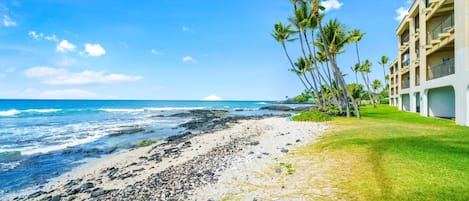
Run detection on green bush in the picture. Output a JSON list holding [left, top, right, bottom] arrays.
[[138, 140, 157, 147], [327, 107, 341, 116], [293, 110, 332, 122], [380, 98, 389, 104], [293, 92, 312, 103]]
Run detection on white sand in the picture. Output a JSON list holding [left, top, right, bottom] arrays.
[[191, 117, 327, 200]]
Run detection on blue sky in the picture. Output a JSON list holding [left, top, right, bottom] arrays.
[[0, 0, 412, 100]]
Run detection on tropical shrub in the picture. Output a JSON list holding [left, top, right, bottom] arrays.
[[293, 110, 332, 122]]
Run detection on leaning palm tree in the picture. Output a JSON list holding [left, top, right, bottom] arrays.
[[272, 23, 310, 90], [350, 29, 366, 66], [359, 60, 377, 107], [312, 0, 360, 118], [353, 63, 361, 84], [296, 57, 323, 108], [378, 55, 389, 87]]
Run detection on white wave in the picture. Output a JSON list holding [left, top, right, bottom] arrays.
[[0, 161, 21, 171], [233, 108, 259, 111], [0, 109, 63, 117], [0, 109, 20, 117], [100, 107, 205, 112], [23, 109, 62, 113], [257, 102, 268, 105], [99, 108, 145, 113], [145, 107, 205, 111], [0, 132, 106, 156]]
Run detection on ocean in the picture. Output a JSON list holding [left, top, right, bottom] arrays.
[[0, 99, 287, 198]]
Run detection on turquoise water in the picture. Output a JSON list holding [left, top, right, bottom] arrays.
[[0, 99, 278, 197]]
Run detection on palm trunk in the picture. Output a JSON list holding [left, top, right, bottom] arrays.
[[308, 70, 323, 108], [382, 65, 388, 87], [315, 14, 360, 118], [366, 73, 378, 107], [356, 72, 358, 84], [282, 43, 310, 90], [306, 30, 327, 110], [361, 72, 374, 107], [355, 42, 361, 66], [296, 28, 322, 107], [320, 60, 341, 112]]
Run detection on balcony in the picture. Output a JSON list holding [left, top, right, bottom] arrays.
[[427, 58, 455, 80], [401, 34, 410, 46], [402, 79, 410, 89], [427, 13, 454, 45], [402, 59, 410, 67]]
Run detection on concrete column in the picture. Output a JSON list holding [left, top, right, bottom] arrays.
[[398, 94, 403, 110], [455, 85, 467, 125], [466, 86, 469, 126], [422, 89, 428, 117], [397, 35, 403, 111], [419, 0, 428, 86], [454, 0, 469, 126], [409, 18, 416, 113]]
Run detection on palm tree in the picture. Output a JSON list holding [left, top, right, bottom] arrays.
[[350, 29, 366, 66], [272, 23, 310, 90], [378, 55, 389, 87], [353, 63, 361, 84], [359, 59, 377, 107], [295, 57, 315, 91], [372, 79, 382, 94], [289, 3, 309, 59], [372, 79, 382, 104], [312, 0, 360, 118]]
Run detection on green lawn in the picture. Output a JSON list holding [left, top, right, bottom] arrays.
[[311, 105, 469, 200]]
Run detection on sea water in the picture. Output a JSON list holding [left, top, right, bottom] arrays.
[[0, 99, 282, 198]]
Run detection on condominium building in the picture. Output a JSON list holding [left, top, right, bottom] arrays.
[[389, 0, 469, 126]]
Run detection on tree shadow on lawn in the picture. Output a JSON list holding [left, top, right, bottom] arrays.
[[340, 135, 469, 200]]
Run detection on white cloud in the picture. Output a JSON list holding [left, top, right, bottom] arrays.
[[56, 56, 77, 67], [56, 40, 76, 53], [2, 15, 16, 27], [29, 31, 43, 40], [45, 34, 59, 42], [182, 56, 196, 63], [28, 31, 59, 42], [395, 7, 409, 21], [151, 49, 164, 55], [24, 66, 142, 85], [201, 94, 222, 101], [321, 0, 343, 12], [38, 89, 97, 99], [84, 43, 106, 57]]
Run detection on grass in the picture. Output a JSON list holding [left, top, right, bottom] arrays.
[[307, 105, 469, 200], [293, 110, 332, 122], [137, 140, 156, 147]]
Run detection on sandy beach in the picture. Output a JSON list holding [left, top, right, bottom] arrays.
[[18, 117, 326, 201]]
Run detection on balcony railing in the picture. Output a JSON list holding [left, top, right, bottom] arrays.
[[402, 59, 410, 67], [402, 79, 410, 89], [427, 13, 454, 44], [427, 58, 455, 80]]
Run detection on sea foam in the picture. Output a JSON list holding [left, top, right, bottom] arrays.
[[0, 110, 20, 117]]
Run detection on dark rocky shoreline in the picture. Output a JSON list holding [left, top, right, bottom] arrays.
[[17, 110, 277, 201]]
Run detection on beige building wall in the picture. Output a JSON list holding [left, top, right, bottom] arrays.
[[390, 0, 469, 126]]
